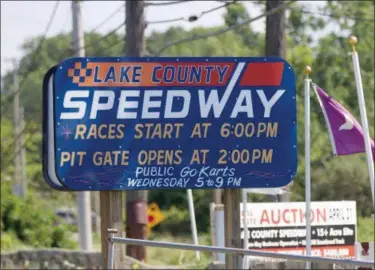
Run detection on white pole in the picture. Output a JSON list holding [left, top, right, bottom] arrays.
[[72, 0, 92, 251], [242, 190, 249, 270], [304, 66, 312, 269], [187, 189, 200, 260], [215, 204, 225, 263], [349, 36, 375, 208], [210, 202, 216, 247]]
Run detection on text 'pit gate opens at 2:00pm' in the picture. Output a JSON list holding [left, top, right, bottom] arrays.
[[42, 57, 298, 191]]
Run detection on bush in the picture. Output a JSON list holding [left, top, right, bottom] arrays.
[[149, 189, 212, 233], [0, 231, 25, 251], [1, 182, 76, 250], [311, 155, 373, 216], [357, 216, 375, 242], [153, 206, 190, 236], [51, 224, 76, 249]]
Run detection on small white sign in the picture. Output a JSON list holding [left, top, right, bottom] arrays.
[[240, 201, 357, 259], [240, 201, 356, 228]]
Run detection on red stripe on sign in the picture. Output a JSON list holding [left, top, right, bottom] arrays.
[[251, 245, 355, 259], [239, 62, 284, 86]]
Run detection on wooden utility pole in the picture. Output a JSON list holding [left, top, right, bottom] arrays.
[[10, 58, 24, 198], [71, 0, 93, 251], [265, 0, 289, 202], [19, 106, 27, 197], [125, 0, 148, 262], [79, 0, 125, 266], [6, 57, 27, 198], [265, 0, 286, 58], [224, 189, 241, 269], [100, 191, 123, 268]]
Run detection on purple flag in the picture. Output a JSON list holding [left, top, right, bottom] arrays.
[[312, 83, 375, 158]]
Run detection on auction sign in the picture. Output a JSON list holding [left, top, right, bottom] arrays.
[[240, 201, 357, 259], [42, 57, 297, 191]]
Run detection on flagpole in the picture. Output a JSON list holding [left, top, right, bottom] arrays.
[[349, 36, 375, 209], [304, 65, 312, 270]]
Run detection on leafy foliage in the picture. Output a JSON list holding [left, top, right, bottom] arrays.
[[1, 181, 76, 249]]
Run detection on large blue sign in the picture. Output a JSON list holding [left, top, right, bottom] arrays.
[[43, 57, 297, 191]]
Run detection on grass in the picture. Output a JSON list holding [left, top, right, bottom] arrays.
[[146, 233, 213, 267], [89, 217, 374, 267], [91, 231, 213, 268], [357, 216, 375, 242]]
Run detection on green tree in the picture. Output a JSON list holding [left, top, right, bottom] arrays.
[[223, 2, 259, 47]]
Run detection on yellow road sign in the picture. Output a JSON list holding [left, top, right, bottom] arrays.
[[147, 202, 164, 229]]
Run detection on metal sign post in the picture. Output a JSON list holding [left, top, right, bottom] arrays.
[[224, 189, 242, 269], [187, 189, 200, 260]]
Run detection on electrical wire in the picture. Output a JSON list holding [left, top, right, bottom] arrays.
[[152, 1, 374, 56], [3, 0, 291, 160], [19, 1, 60, 87], [3, 0, 373, 163], [2, 24, 127, 168], [2, 21, 126, 163], [1, 1, 60, 113], [84, 21, 125, 50], [3, 1, 372, 107], [301, 9, 374, 22], [147, 0, 237, 24], [2, 0, 232, 106], [144, 0, 193, 7], [1, 10, 124, 112], [1, 21, 126, 164], [154, 0, 295, 56], [90, 4, 125, 33]]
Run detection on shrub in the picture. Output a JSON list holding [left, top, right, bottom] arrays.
[[0, 231, 25, 251], [1, 181, 76, 250], [153, 206, 190, 236]]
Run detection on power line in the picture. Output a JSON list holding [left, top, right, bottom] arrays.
[[1, 19, 125, 113], [3, 0, 373, 158], [154, 0, 295, 56], [3, 0, 236, 106], [147, 0, 237, 24], [2, 0, 231, 107], [2, 5, 124, 166], [3, 1, 291, 160], [144, 0, 192, 7], [19, 1, 60, 87], [301, 9, 374, 22], [2, 23, 125, 163], [90, 4, 125, 33], [1, 1, 60, 113], [1, 22, 126, 163], [85, 21, 125, 50]]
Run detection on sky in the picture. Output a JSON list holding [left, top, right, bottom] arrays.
[[1, 1, 325, 76]]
